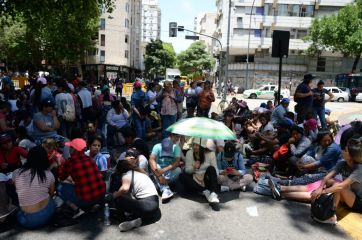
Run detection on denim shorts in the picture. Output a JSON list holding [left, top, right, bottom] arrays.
[[57, 183, 99, 208], [17, 198, 55, 229]]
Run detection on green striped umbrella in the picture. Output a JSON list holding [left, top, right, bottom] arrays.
[[166, 117, 236, 140]]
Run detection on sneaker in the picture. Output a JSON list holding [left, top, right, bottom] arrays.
[[72, 208, 85, 219], [119, 218, 142, 232], [161, 189, 174, 203], [241, 185, 247, 192], [220, 186, 230, 192], [207, 192, 219, 203], [312, 215, 337, 225], [203, 189, 211, 199], [268, 179, 282, 200]]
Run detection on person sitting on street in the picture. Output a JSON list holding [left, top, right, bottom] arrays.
[[57, 138, 106, 218], [122, 126, 150, 159], [42, 138, 65, 175], [0, 133, 27, 173], [149, 138, 181, 203], [271, 98, 289, 126], [106, 100, 129, 147], [303, 118, 318, 143], [85, 135, 108, 178], [108, 160, 159, 232], [12, 146, 55, 229], [217, 141, 253, 191], [117, 147, 149, 174], [180, 137, 220, 210]]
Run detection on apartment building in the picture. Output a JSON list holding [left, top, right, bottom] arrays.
[[196, 12, 217, 54], [83, 0, 142, 83], [214, 0, 358, 89], [141, 0, 161, 42]]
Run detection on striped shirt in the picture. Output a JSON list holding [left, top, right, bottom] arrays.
[[85, 151, 108, 172], [12, 169, 54, 207]]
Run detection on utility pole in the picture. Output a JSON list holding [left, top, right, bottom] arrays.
[[224, 0, 232, 102], [245, 0, 256, 90]]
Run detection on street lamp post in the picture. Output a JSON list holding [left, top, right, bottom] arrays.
[[245, 0, 256, 90], [224, 0, 232, 102]]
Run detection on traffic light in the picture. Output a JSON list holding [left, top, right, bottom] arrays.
[[169, 22, 177, 37]]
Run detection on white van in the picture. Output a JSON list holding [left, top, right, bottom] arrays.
[[324, 87, 349, 102]]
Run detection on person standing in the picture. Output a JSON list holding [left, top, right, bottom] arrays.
[[185, 81, 198, 118], [197, 80, 215, 118], [77, 81, 94, 125], [131, 80, 149, 140], [312, 80, 333, 130], [294, 74, 315, 124]]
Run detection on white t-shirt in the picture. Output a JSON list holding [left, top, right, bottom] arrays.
[[147, 90, 158, 109], [55, 92, 75, 116], [123, 170, 157, 199]]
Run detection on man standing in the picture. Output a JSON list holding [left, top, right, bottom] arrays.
[[149, 138, 181, 203], [294, 74, 315, 124], [312, 80, 333, 130]]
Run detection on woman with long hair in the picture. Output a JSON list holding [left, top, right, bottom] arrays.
[[110, 160, 159, 232], [12, 146, 55, 229], [180, 137, 220, 210]]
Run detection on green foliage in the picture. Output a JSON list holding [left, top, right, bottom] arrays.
[[177, 41, 215, 77], [0, 0, 115, 70], [144, 39, 176, 78], [305, 1, 362, 71]]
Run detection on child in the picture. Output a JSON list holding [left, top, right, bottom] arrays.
[[42, 138, 65, 172]]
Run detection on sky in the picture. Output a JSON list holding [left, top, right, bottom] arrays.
[[158, 0, 216, 53]]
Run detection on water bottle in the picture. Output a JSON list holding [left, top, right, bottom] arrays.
[[104, 203, 110, 226]]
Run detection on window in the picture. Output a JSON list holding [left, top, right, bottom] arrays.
[[125, 50, 129, 58], [125, 19, 129, 28], [100, 34, 105, 46], [234, 55, 254, 63], [278, 4, 288, 16], [301, 5, 314, 17], [237, 17, 243, 27], [256, 7, 264, 15], [125, 3, 129, 13], [254, 29, 261, 38], [88, 48, 98, 56], [100, 18, 105, 30], [316, 57, 326, 72], [100, 50, 105, 63], [125, 34, 129, 43], [289, 5, 300, 16], [235, 6, 245, 14], [297, 29, 308, 39]]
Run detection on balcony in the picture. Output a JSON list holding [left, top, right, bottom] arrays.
[[228, 62, 307, 72]]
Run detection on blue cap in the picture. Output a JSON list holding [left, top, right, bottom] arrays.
[[281, 98, 290, 104]]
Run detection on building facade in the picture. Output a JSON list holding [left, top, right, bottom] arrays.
[[141, 0, 161, 42], [196, 12, 217, 54], [83, 0, 142, 83], [215, 0, 359, 89]]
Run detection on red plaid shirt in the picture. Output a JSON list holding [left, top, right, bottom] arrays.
[[58, 151, 105, 202]]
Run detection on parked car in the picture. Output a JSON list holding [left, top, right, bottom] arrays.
[[355, 92, 362, 102], [324, 87, 349, 102], [243, 84, 290, 100], [338, 87, 352, 101]]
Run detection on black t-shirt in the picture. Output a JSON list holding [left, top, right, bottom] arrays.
[[295, 83, 313, 106], [131, 138, 150, 159], [312, 88, 329, 107]]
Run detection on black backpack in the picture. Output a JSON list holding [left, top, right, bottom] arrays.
[[311, 193, 335, 221]]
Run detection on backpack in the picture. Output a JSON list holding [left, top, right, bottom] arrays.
[[63, 102, 76, 122], [311, 193, 335, 221]]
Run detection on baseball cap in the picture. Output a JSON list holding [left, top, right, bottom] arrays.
[[65, 138, 86, 152], [41, 98, 55, 108], [281, 98, 290, 104], [160, 138, 173, 157], [237, 100, 247, 108], [224, 142, 236, 159], [37, 77, 47, 85], [304, 119, 318, 131]]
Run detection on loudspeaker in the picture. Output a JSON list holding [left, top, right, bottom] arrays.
[[272, 30, 290, 58]]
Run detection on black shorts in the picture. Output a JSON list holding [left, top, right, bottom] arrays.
[[352, 195, 362, 213]]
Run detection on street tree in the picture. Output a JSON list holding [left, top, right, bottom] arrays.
[[144, 39, 176, 79], [0, 0, 115, 72], [177, 41, 215, 77], [305, 1, 362, 72]]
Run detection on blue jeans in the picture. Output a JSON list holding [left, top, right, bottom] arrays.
[[313, 105, 326, 129], [161, 114, 177, 139], [156, 165, 181, 192], [57, 183, 99, 208], [133, 114, 146, 140], [17, 198, 55, 229]]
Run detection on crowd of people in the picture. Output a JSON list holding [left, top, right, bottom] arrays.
[[0, 72, 361, 233]]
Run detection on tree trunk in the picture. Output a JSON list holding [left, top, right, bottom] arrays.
[[352, 53, 361, 73]]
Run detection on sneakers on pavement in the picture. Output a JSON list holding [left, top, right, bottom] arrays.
[[72, 208, 85, 219], [207, 192, 219, 203], [312, 215, 337, 225], [161, 189, 174, 203], [268, 179, 282, 200], [119, 218, 142, 232]]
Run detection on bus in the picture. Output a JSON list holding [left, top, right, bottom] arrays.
[[335, 73, 362, 101]]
